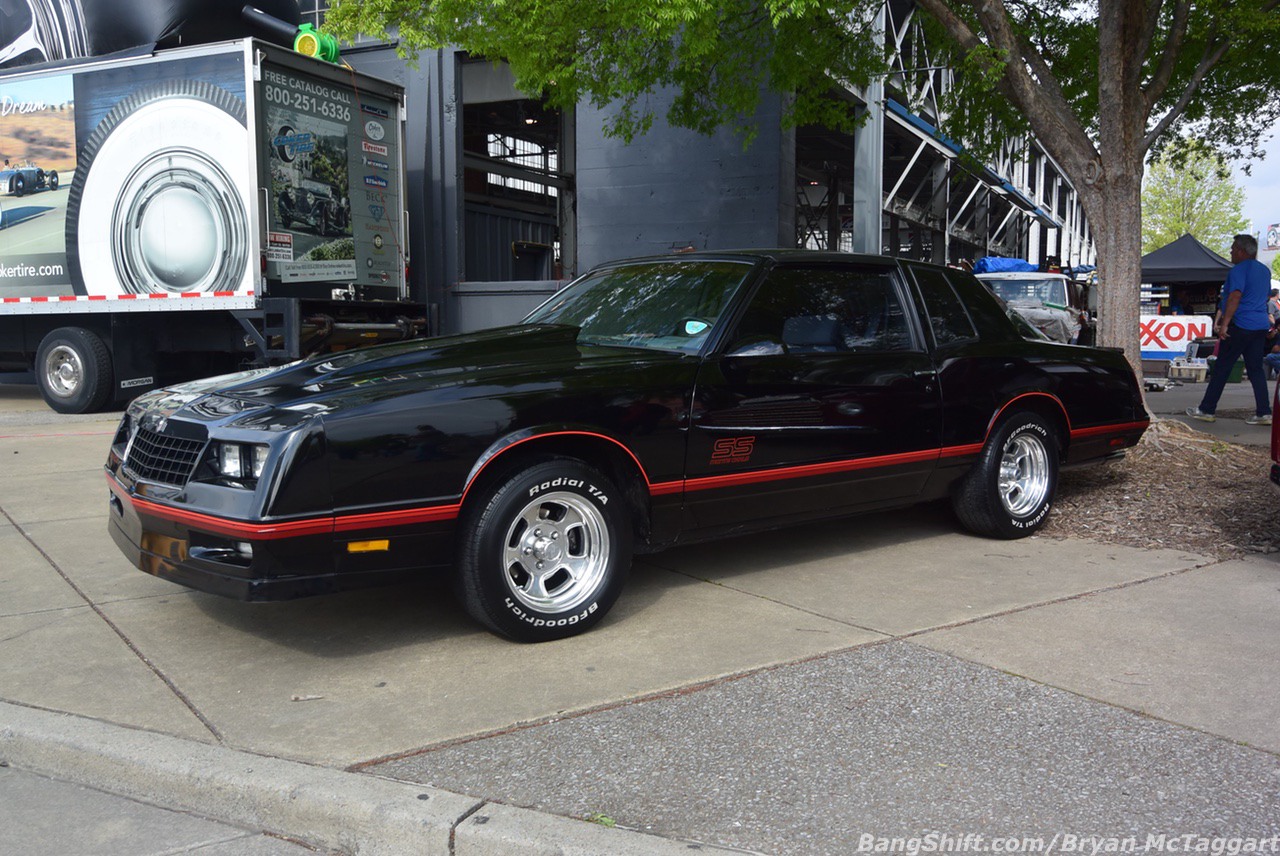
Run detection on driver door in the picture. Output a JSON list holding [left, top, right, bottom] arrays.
[[683, 262, 943, 532]]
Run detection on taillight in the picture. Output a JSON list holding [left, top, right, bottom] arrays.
[[1272, 381, 1279, 463]]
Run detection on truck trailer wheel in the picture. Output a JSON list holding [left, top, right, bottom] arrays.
[[66, 80, 251, 297], [36, 328, 113, 414]]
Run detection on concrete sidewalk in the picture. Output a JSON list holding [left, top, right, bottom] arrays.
[[2, 380, 1278, 854], [0, 764, 313, 856]]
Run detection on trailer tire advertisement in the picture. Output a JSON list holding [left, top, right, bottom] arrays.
[[2, 38, 416, 415], [67, 65, 253, 296]]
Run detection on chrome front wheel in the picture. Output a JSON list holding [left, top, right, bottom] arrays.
[[458, 460, 632, 642], [502, 491, 611, 614]]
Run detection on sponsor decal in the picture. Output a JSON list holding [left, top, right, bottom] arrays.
[[372, 234, 384, 250], [710, 436, 756, 465], [364, 175, 388, 188], [120, 376, 154, 389], [272, 126, 314, 162], [263, 69, 351, 103], [1139, 315, 1213, 355], [267, 232, 294, 262], [361, 140, 388, 157], [281, 260, 358, 283], [369, 205, 385, 220], [365, 190, 388, 203], [364, 120, 386, 141], [361, 103, 390, 119], [364, 222, 389, 233], [362, 156, 390, 171]]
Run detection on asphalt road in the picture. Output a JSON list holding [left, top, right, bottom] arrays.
[[1, 380, 1277, 854]]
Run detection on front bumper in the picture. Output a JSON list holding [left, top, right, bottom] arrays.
[[106, 470, 426, 601]]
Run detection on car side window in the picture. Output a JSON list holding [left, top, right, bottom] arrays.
[[908, 266, 979, 346], [731, 266, 913, 354]]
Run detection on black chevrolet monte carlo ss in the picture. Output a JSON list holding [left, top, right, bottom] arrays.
[[106, 251, 1149, 642]]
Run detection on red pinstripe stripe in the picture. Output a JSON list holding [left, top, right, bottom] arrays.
[[1070, 419, 1149, 438], [331, 503, 461, 532], [462, 430, 658, 496], [109, 418, 1148, 541], [681, 448, 940, 493], [110, 474, 458, 539]]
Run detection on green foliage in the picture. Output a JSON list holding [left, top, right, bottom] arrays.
[[1142, 139, 1248, 256], [325, 0, 890, 143], [1272, 255, 1280, 281], [325, 0, 1280, 167]]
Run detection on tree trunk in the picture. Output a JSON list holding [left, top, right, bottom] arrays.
[[1081, 171, 1145, 380]]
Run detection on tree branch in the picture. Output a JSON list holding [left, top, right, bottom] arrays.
[[958, 0, 1099, 171], [1142, 0, 1192, 113], [1142, 37, 1231, 153]]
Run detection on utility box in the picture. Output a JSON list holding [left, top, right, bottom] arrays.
[[1, 34, 422, 412]]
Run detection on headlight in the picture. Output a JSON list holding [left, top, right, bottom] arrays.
[[215, 443, 269, 480]]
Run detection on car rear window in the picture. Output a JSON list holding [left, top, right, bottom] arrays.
[[907, 266, 978, 346]]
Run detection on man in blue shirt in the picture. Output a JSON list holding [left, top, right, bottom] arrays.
[[1187, 234, 1273, 425]]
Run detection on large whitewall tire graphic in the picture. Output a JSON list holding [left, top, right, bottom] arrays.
[[67, 80, 251, 296]]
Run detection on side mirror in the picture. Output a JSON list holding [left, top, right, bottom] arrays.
[[725, 336, 786, 357]]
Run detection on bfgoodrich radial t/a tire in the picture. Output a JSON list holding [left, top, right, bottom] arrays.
[[457, 460, 632, 642], [953, 412, 1059, 539], [66, 80, 251, 297]]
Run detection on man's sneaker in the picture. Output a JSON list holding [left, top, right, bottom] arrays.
[[1185, 406, 1216, 422], [1245, 413, 1272, 425]]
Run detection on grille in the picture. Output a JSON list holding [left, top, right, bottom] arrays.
[[124, 427, 206, 486]]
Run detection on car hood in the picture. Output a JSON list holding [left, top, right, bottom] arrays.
[[143, 324, 686, 423]]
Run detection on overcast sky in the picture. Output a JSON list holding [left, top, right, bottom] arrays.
[[1231, 116, 1280, 255]]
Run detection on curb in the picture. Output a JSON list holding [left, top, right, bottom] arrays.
[[0, 701, 746, 855]]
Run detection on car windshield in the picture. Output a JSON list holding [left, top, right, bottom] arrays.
[[988, 278, 1069, 307], [524, 260, 754, 353]]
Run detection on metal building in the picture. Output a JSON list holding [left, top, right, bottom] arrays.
[[339, 0, 1095, 334]]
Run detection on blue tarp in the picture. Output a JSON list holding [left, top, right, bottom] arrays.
[[973, 257, 1038, 274]]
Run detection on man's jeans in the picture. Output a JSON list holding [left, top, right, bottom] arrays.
[[1198, 324, 1273, 416]]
